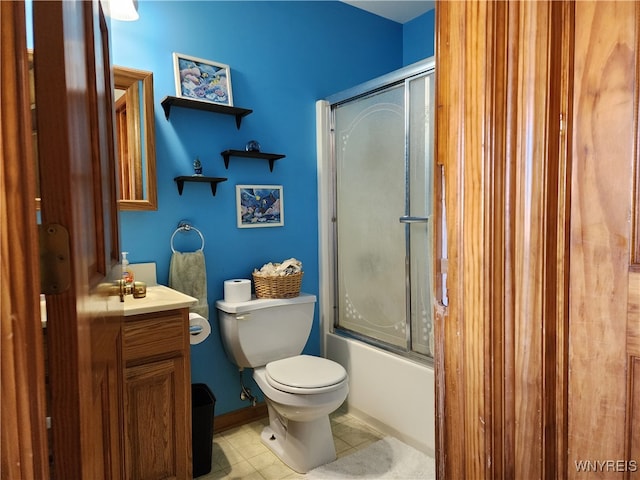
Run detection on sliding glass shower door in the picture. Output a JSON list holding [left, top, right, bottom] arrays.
[[332, 65, 435, 360]]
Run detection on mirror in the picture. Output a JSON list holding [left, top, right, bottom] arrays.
[[114, 66, 157, 210], [29, 57, 157, 210]]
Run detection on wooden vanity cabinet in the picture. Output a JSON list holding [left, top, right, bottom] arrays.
[[121, 308, 192, 480]]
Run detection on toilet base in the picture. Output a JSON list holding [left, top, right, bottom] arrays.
[[260, 405, 337, 473]]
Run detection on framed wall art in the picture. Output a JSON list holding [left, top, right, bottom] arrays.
[[173, 52, 233, 106], [236, 185, 284, 228]]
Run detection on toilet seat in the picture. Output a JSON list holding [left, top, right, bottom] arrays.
[[265, 355, 347, 394]]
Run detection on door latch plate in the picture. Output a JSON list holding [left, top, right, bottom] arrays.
[[39, 223, 71, 294]]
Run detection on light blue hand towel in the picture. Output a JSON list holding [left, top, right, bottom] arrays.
[[169, 250, 208, 320]]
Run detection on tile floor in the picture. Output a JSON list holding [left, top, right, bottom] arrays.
[[198, 404, 385, 479]]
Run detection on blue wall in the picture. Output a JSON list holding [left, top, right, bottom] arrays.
[[403, 8, 436, 66], [111, 1, 434, 416]]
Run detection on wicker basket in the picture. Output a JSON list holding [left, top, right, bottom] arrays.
[[252, 271, 303, 299]]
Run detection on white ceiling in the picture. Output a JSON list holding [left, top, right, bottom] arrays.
[[341, 1, 435, 24]]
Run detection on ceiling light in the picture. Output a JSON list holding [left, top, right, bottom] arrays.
[[108, 0, 139, 21]]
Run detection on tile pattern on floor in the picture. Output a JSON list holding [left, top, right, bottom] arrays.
[[198, 404, 384, 479]]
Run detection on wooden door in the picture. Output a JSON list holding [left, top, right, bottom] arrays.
[[567, 3, 640, 476], [435, 0, 639, 478], [32, 1, 123, 479]]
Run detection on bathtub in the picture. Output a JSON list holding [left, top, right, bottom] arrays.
[[324, 331, 435, 456]]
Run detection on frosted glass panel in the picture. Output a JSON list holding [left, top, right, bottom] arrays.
[[408, 73, 435, 356], [332, 68, 435, 360], [335, 84, 407, 348]]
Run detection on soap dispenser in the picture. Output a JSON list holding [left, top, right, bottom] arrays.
[[121, 252, 134, 286]]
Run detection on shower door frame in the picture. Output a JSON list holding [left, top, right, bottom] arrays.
[[321, 57, 439, 365]]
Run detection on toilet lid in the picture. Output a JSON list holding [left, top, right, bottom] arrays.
[[265, 355, 347, 393]]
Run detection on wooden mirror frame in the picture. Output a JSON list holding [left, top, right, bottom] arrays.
[[113, 66, 157, 211]]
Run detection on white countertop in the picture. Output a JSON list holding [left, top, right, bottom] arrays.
[[41, 285, 199, 325]]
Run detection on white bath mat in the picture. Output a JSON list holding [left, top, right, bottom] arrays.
[[306, 437, 436, 479]]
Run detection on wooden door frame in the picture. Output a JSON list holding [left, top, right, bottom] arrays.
[[0, 2, 50, 479], [435, 2, 573, 478]]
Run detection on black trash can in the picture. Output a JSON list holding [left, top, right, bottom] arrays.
[[191, 383, 216, 478]]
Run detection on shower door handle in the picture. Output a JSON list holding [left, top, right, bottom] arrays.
[[399, 216, 429, 224]]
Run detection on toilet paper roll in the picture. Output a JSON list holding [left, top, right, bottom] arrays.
[[189, 312, 211, 345], [224, 278, 252, 303]]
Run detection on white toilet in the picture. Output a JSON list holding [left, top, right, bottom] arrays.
[[216, 293, 349, 473]]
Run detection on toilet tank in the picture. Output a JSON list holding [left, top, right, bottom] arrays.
[[216, 293, 317, 368]]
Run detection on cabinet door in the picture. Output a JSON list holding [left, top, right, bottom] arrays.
[[124, 358, 191, 480]]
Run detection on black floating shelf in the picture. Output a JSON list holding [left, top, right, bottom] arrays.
[[160, 96, 252, 129], [221, 149, 286, 172], [174, 176, 227, 197]]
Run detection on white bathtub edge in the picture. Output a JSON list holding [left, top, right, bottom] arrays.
[[326, 332, 436, 456]]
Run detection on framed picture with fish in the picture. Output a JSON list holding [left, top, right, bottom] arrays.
[[173, 52, 233, 106], [236, 185, 284, 228]]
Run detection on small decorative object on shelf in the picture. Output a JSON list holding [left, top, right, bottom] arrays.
[[193, 157, 203, 176], [245, 140, 261, 152]]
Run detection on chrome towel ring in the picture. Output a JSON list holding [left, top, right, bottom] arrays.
[[170, 221, 205, 253]]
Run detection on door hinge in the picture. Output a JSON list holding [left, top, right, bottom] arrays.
[[39, 223, 71, 294]]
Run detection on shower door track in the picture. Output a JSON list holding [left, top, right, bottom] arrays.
[[333, 327, 434, 366]]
